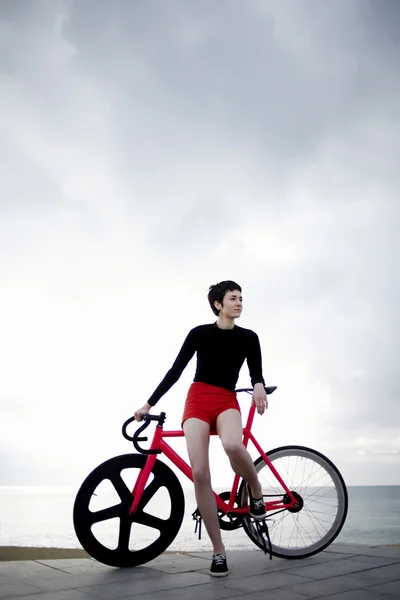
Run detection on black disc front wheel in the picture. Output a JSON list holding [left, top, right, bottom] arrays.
[[73, 454, 185, 567], [239, 445, 348, 559]]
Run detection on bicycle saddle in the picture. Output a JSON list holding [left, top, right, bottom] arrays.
[[235, 386, 277, 395], [265, 386, 277, 395]]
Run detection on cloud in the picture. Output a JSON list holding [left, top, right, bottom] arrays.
[[0, 0, 398, 485]]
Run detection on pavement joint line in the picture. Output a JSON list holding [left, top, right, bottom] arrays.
[[289, 577, 400, 599], [34, 559, 73, 573], [361, 579, 400, 593], [317, 558, 400, 578], [177, 552, 212, 560]]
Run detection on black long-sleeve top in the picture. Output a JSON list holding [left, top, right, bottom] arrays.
[[147, 323, 265, 406]]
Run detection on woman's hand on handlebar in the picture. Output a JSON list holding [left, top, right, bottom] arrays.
[[134, 402, 152, 422]]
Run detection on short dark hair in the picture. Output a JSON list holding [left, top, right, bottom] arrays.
[[208, 280, 242, 316]]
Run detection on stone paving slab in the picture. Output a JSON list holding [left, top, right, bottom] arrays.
[[368, 580, 400, 597], [285, 571, 400, 598], [319, 591, 395, 600], [0, 545, 398, 600]]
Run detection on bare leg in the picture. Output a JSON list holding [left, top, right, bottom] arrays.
[[217, 409, 263, 498], [183, 418, 225, 554]]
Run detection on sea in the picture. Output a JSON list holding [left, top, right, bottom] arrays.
[[0, 485, 399, 552]]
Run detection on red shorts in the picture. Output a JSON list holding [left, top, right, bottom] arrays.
[[182, 382, 241, 433]]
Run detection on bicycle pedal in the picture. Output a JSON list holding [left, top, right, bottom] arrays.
[[256, 521, 268, 533], [192, 507, 203, 540], [253, 519, 273, 560]]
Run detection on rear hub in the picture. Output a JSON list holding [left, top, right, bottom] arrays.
[[282, 491, 303, 513]]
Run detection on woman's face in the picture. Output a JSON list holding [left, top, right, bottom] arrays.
[[216, 289, 243, 318]]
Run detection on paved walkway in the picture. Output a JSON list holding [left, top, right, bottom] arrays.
[[0, 544, 399, 600]]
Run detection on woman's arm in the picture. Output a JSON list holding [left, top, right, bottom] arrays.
[[247, 332, 268, 415], [247, 332, 265, 387], [134, 329, 197, 420]]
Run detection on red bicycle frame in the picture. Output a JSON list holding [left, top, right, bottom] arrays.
[[130, 403, 298, 516]]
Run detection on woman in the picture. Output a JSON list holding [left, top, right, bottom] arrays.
[[134, 280, 268, 577]]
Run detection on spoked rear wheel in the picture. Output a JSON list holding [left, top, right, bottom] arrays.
[[239, 445, 348, 559], [73, 454, 185, 567]]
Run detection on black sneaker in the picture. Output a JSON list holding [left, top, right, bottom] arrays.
[[248, 485, 266, 519], [209, 553, 228, 577]]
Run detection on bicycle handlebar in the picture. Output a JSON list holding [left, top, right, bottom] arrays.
[[122, 412, 166, 454]]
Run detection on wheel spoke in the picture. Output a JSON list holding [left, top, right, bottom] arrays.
[[293, 514, 311, 547], [135, 511, 165, 531], [89, 503, 122, 524], [303, 507, 334, 526], [304, 487, 338, 506], [110, 472, 133, 505], [303, 507, 330, 538], [296, 463, 326, 491], [118, 516, 132, 551], [138, 478, 162, 510]]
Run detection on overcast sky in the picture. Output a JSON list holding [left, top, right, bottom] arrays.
[[0, 0, 399, 488]]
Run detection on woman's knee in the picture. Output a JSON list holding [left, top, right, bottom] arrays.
[[183, 418, 211, 485], [192, 465, 211, 486], [222, 440, 245, 459]]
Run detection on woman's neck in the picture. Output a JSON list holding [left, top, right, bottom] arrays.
[[216, 316, 235, 330]]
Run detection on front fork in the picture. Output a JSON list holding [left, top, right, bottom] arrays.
[[129, 453, 157, 514], [129, 426, 163, 514]]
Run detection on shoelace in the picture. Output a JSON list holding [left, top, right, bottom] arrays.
[[253, 498, 265, 509], [213, 553, 226, 565]]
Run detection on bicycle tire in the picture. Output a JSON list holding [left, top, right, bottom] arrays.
[[238, 445, 348, 559], [73, 453, 185, 567]]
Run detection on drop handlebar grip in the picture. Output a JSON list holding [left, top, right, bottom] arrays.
[[122, 413, 164, 454]]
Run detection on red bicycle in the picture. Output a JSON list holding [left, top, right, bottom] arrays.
[[73, 387, 348, 568]]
